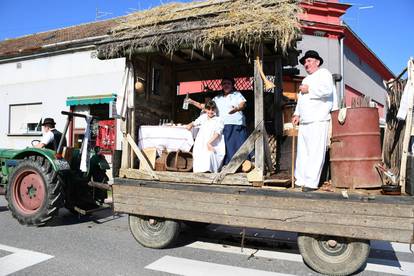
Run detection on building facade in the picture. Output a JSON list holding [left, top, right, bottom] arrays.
[[0, 20, 125, 153]]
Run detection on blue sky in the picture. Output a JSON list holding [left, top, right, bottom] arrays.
[[0, 0, 412, 75]]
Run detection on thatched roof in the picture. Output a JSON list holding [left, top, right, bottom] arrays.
[[98, 0, 301, 59]]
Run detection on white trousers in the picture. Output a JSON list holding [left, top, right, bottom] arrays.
[[295, 121, 329, 188]]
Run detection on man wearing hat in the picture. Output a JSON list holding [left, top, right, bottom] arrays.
[[35, 118, 66, 151], [292, 50, 337, 192]]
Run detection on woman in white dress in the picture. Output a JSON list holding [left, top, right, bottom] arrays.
[[186, 101, 225, 173]]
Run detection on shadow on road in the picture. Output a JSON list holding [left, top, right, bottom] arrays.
[[46, 207, 124, 227], [175, 224, 401, 272], [173, 224, 298, 253], [0, 206, 8, 212]]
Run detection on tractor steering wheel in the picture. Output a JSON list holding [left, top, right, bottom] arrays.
[[31, 139, 41, 147]]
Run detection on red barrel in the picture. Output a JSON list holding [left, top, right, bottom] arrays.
[[330, 107, 382, 189]]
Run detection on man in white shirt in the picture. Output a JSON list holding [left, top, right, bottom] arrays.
[[292, 50, 336, 192], [35, 118, 66, 151]]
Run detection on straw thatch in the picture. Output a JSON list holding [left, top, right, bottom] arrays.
[[383, 79, 407, 181], [98, 0, 301, 59]]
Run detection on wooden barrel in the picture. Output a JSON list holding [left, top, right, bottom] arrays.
[[330, 107, 382, 189]]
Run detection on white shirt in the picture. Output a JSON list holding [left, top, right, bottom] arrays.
[[40, 130, 55, 145], [213, 91, 246, 126], [294, 68, 337, 123], [193, 114, 224, 135]]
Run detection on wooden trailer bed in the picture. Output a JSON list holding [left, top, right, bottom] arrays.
[[113, 177, 414, 244]]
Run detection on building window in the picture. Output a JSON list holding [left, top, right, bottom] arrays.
[[9, 103, 42, 135]]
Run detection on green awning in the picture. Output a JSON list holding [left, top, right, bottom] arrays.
[[66, 94, 117, 106]]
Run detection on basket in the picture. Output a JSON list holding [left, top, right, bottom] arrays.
[[165, 151, 193, 172]]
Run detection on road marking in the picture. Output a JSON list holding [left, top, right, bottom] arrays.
[[0, 244, 54, 276], [188, 241, 414, 276], [146, 255, 296, 276]]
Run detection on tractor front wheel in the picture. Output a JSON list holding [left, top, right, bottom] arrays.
[[6, 157, 63, 226]]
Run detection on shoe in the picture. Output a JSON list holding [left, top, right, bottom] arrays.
[[294, 184, 302, 189], [302, 187, 318, 192]]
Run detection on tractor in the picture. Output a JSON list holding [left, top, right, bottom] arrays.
[[0, 111, 111, 226]]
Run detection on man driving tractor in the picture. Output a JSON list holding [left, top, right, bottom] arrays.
[[35, 117, 67, 150]]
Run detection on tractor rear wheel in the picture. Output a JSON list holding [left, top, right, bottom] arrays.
[[6, 156, 64, 226], [129, 215, 180, 249]]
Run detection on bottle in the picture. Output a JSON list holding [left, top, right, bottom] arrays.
[[182, 92, 189, 110]]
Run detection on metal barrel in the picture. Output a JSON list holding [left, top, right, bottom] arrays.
[[330, 107, 382, 189]]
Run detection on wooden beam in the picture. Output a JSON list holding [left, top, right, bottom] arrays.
[[174, 55, 281, 72], [213, 126, 262, 184], [126, 134, 159, 180], [119, 168, 251, 186], [181, 49, 208, 61], [121, 136, 129, 169], [274, 56, 284, 136], [262, 127, 274, 173], [254, 45, 265, 176], [399, 59, 414, 194], [164, 53, 186, 64], [219, 46, 234, 58]]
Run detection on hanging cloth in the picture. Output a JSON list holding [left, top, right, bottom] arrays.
[[397, 59, 414, 121], [80, 115, 93, 172], [119, 61, 135, 119]]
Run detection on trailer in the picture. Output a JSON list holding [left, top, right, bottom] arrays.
[[97, 1, 414, 275]]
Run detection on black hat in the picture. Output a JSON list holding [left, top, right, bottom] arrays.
[[42, 118, 56, 126], [299, 50, 324, 66]]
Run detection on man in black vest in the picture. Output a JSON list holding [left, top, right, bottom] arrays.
[[35, 118, 66, 151]]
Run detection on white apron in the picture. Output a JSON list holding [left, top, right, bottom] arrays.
[[193, 114, 225, 173]]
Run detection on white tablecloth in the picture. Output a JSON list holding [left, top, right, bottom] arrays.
[[138, 125, 194, 154]]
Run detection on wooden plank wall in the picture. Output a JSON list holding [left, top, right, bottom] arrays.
[[133, 55, 175, 126], [113, 183, 414, 243]]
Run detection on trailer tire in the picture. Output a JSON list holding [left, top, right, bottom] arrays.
[[297, 234, 370, 276], [6, 157, 63, 226], [129, 215, 180, 249]]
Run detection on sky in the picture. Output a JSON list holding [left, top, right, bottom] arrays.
[[0, 0, 413, 75]]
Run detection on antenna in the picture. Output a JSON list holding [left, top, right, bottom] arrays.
[[95, 8, 113, 21]]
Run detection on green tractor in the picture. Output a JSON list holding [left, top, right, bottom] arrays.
[[0, 111, 111, 226]]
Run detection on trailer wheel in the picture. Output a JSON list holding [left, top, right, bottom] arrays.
[[6, 157, 63, 226], [297, 234, 370, 276], [129, 215, 180, 249]]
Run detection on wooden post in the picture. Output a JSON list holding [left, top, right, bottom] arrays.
[[254, 45, 265, 177], [274, 55, 284, 173], [274, 56, 284, 136], [399, 59, 414, 194], [214, 126, 262, 184], [130, 108, 136, 168], [291, 132, 297, 188]]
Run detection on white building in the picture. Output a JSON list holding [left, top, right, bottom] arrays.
[[0, 20, 125, 150]]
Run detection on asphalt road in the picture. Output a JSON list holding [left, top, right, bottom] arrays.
[[1, 196, 414, 276]]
